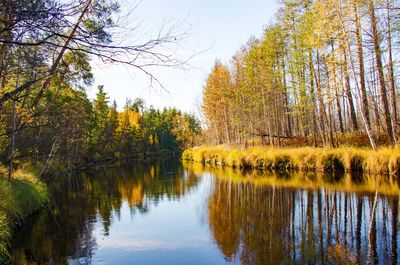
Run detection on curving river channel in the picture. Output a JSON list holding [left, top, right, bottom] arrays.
[[10, 159, 400, 264]]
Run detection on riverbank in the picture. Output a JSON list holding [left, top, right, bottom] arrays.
[[182, 146, 400, 175], [0, 166, 48, 262]]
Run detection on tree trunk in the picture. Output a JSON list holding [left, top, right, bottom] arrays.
[[332, 45, 344, 133], [386, 0, 398, 145], [361, 104, 377, 151], [316, 51, 328, 147], [7, 47, 21, 181], [281, 54, 292, 136], [342, 49, 358, 131], [8, 99, 16, 181], [353, 0, 371, 127], [0, 3, 13, 90], [309, 51, 318, 146], [326, 69, 336, 147], [369, 0, 394, 144]]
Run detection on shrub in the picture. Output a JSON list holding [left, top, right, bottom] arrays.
[[323, 154, 345, 172], [274, 154, 294, 170]]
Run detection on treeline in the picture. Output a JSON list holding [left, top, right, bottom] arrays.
[[87, 86, 201, 159], [0, 84, 201, 175], [203, 0, 400, 150]]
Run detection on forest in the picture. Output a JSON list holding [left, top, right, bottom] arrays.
[[0, 0, 201, 179], [202, 0, 400, 150]]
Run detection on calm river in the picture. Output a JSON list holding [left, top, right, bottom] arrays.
[[10, 159, 400, 264]]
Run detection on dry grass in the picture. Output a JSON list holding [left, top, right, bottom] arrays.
[[183, 146, 400, 175]]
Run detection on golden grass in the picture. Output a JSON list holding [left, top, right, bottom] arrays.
[[183, 146, 400, 175]]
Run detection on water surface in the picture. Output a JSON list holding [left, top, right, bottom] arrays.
[[10, 160, 400, 264]]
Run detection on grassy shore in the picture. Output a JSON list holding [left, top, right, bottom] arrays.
[[0, 166, 48, 261], [182, 146, 400, 175]]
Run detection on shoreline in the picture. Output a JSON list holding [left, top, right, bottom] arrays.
[[182, 146, 400, 176]]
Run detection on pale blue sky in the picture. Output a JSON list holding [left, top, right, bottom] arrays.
[[90, 0, 279, 113]]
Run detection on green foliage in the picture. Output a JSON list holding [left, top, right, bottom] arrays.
[[0, 167, 48, 260], [323, 154, 345, 172], [0, 0, 199, 172], [139, 107, 201, 153], [0, 212, 10, 260], [60, 51, 94, 86]]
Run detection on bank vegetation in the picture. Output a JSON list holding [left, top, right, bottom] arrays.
[[0, 165, 48, 262], [183, 146, 400, 176]]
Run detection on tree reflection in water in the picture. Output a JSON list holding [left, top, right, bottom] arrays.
[[11, 159, 199, 264], [185, 163, 400, 265], [180, 164, 399, 264]]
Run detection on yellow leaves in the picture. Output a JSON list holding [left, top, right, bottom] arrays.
[[310, 2, 333, 47], [117, 109, 140, 132], [0, 84, 13, 96], [304, 0, 352, 49], [205, 63, 232, 100], [147, 134, 158, 146], [16, 105, 34, 125], [203, 63, 232, 128]]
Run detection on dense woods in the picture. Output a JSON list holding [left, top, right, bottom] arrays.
[[0, 0, 200, 177], [202, 0, 400, 150]]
